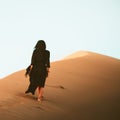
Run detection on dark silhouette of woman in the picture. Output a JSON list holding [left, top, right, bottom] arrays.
[[25, 40, 50, 101]]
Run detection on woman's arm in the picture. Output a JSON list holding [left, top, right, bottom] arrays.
[[46, 50, 50, 68], [46, 50, 50, 73], [31, 50, 36, 66]]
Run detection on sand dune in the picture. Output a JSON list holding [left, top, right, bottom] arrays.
[[0, 51, 120, 120], [63, 50, 89, 59]]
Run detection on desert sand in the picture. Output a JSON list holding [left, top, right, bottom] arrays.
[[0, 51, 120, 120]]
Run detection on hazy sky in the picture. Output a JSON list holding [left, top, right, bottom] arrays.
[[0, 0, 120, 78]]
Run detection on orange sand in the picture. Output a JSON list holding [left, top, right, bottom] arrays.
[[0, 51, 120, 120]]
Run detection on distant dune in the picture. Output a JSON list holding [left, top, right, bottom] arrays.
[[63, 50, 89, 59], [0, 51, 120, 120]]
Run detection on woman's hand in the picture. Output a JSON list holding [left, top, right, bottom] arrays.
[[30, 65, 33, 70], [47, 67, 50, 72]]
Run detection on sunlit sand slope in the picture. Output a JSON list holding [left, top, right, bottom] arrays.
[[0, 51, 120, 120]]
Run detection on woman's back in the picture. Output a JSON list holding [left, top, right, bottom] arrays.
[[31, 49, 50, 68]]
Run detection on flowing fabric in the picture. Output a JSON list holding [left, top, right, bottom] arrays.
[[25, 49, 50, 94]]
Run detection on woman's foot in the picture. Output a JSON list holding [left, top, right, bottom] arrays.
[[37, 98, 41, 102], [37, 97, 42, 102], [37, 96, 44, 102]]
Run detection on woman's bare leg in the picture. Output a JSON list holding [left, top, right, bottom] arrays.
[[37, 87, 44, 101]]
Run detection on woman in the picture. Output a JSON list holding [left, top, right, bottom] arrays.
[[25, 40, 50, 101]]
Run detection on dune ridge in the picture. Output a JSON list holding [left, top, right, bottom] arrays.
[[0, 51, 120, 120], [64, 50, 120, 60]]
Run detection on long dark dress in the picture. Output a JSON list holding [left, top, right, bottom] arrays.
[[25, 49, 50, 95]]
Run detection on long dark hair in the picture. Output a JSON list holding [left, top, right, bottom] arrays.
[[34, 40, 46, 51]]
